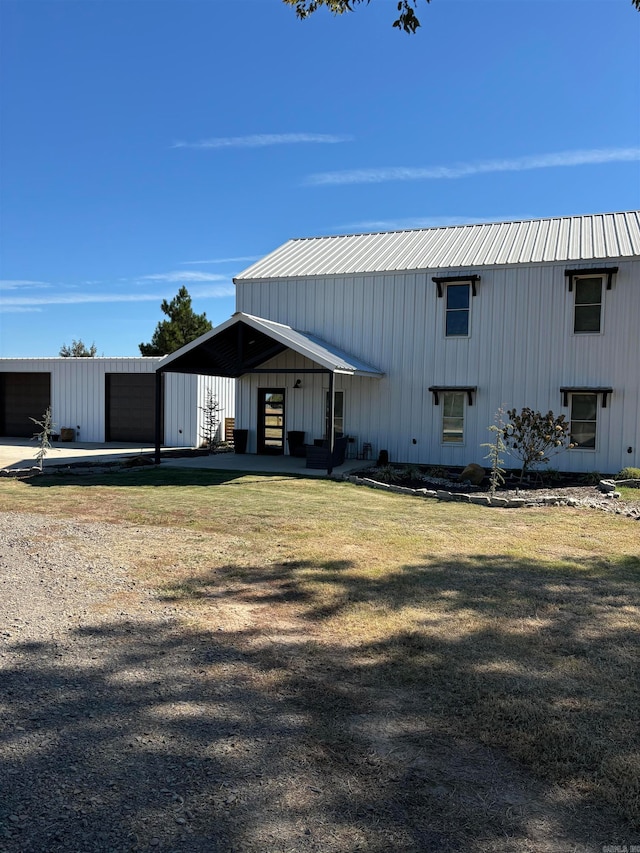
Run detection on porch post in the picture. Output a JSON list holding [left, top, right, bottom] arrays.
[[327, 370, 335, 476], [154, 370, 163, 465]]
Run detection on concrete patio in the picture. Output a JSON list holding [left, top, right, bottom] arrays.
[[0, 438, 369, 479]]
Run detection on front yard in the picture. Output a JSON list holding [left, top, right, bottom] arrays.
[[1, 468, 638, 851]]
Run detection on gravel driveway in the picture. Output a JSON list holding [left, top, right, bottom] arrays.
[[1, 512, 313, 853], [0, 511, 629, 853]]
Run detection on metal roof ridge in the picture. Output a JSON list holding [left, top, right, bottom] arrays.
[[285, 210, 640, 242]]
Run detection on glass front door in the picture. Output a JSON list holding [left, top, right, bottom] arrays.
[[257, 389, 285, 454]]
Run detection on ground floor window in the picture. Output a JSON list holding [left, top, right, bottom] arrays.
[[325, 390, 344, 437], [570, 393, 597, 449], [442, 391, 465, 443]]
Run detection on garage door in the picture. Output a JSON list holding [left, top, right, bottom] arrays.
[[105, 373, 162, 443], [0, 372, 51, 437]]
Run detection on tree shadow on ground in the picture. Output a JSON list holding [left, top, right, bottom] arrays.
[[25, 468, 303, 489], [2, 552, 638, 852]]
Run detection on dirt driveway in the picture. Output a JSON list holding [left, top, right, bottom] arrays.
[[0, 511, 628, 853]]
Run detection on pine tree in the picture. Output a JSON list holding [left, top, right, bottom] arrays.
[[139, 286, 213, 356]]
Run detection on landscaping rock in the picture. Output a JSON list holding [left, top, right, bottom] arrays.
[[460, 463, 485, 486], [469, 495, 491, 505], [615, 478, 640, 488], [599, 479, 617, 493], [347, 472, 640, 516]]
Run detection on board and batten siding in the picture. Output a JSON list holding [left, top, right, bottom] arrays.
[[0, 359, 236, 448], [236, 259, 639, 474]]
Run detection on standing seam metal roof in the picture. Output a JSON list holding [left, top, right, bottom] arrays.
[[235, 212, 640, 280]]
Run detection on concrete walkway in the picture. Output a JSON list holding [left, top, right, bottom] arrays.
[[0, 438, 368, 479]]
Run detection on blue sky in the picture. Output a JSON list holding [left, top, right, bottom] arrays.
[[1, 0, 639, 357]]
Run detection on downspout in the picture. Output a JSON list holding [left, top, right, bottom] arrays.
[[154, 370, 163, 465]]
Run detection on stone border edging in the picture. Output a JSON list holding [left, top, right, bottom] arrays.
[[344, 476, 640, 518], [344, 475, 581, 508]]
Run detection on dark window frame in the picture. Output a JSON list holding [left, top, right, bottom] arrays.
[[432, 275, 479, 339], [569, 392, 598, 450], [441, 390, 466, 445], [564, 267, 617, 335], [325, 389, 345, 438]]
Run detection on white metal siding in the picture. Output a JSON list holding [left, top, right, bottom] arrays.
[[235, 260, 640, 474], [0, 359, 236, 448]]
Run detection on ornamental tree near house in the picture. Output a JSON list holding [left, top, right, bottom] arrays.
[[503, 407, 573, 483], [30, 407, 56, 471], [481, 409, 508, 497], [199, 390, 222, 454]]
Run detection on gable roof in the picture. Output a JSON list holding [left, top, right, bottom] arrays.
[[235, 211, 640, 280], [157, 312, 383, 378]]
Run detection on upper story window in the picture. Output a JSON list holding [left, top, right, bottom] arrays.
[[433, 275, 479, 339], [565, 267, 617, 335], [446, 284, 470, 336]]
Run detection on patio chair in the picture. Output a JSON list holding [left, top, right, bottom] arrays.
[[305, 435, 349, 469]]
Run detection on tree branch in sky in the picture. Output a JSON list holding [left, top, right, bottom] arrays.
[[282, 0, 426, 34]]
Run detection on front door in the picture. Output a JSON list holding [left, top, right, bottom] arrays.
[[257, 389, 285, 454]]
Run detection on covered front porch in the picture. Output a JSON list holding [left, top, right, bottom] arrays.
[[155, 312, 384, 475]]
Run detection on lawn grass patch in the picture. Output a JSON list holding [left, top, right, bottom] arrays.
[[1, 469, 638, 834]]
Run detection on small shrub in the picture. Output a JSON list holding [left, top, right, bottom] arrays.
[[579, 471, 604, 485], [399, 464, 422, 482], [375, 464, 401, 484], [616, 467, 640, 480], [426, 466, 448, 479]]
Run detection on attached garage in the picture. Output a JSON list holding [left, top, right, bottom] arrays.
[[105, 373, 161, 443], [0, 358, 235, 448], [0, 372, 51, 437]]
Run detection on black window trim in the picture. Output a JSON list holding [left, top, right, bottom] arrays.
[[429, 386, 477, 406], [433, 275, 480, 298], [560, 387, 613, 409], [564, 267, 618, 292]]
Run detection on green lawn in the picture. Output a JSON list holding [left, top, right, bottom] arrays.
[[1, 468, 638, 836]]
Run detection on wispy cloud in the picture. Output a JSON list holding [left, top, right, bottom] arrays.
[[1, 285, 234, 308], [138, 271, 229, 283], [306, 147, 640, 186], [339, 215, 511, 232], [173, 133, 352, 150], [0, 306, 44, 314], [181, 256, 261, 265], [0, 279, 51, 290]]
